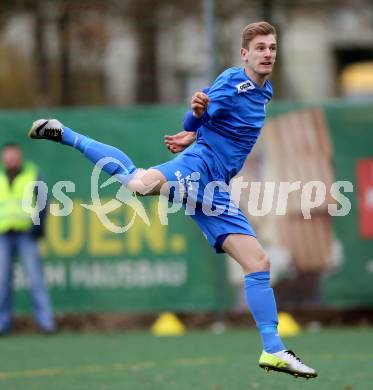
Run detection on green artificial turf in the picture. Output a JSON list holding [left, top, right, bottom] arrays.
[[0, 328, 371, 389]]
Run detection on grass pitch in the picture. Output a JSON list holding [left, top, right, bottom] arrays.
[[0, 328, 371, 389]]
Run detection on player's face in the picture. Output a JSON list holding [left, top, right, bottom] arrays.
[[241, 34, 277, 79]]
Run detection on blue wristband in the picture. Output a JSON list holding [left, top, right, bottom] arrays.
[[183, 111, 207, 132]]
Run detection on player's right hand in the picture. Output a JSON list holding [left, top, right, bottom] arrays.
[[164, 131, 196, 153], [191, 92, 209, 118]]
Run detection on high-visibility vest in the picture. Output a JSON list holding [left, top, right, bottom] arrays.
[[0, 163, 39, 233]]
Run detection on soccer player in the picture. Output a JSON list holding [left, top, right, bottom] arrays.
[[28, 21, 317, 378]]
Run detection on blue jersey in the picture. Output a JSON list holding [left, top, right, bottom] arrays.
[[194, 66, 272, 180], [155, 66, 271, 252]]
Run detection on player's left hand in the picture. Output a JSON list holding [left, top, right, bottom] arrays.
[[164, 131, 196, 153], [191, 92, 209, 118]]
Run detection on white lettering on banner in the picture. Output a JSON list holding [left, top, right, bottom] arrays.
[[13, 260, 187, 291], [69, 259, 187, 288], [14, 263, 67, 290]]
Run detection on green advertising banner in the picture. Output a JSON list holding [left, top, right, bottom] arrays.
[[321, 102, 373, 307], [268, 101, 373, 308], [0, 107, 232, 313], [1, 102, 372, 313]]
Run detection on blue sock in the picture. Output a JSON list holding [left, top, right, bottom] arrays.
[[61, 126, 137, 185], [244, 271, 285, 353]]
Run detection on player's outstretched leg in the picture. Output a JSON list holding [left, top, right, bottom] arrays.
[[222, 234, 317, 379], [29, 119, 137, 186]]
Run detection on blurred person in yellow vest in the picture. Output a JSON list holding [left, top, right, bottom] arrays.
[[0, 143, 55, 334]]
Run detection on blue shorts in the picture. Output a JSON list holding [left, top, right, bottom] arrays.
[[153, 143, 256, 253]]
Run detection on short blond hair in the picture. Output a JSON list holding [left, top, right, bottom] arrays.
[[241, 21, 276, 49]]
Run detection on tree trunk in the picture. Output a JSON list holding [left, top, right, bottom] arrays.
[[33, 0, 49, 106], [132, 0, 159, 103], [57, 1, 72, 105]]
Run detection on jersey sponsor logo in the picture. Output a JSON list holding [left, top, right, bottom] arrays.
[[236, 80, 255, 93]]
